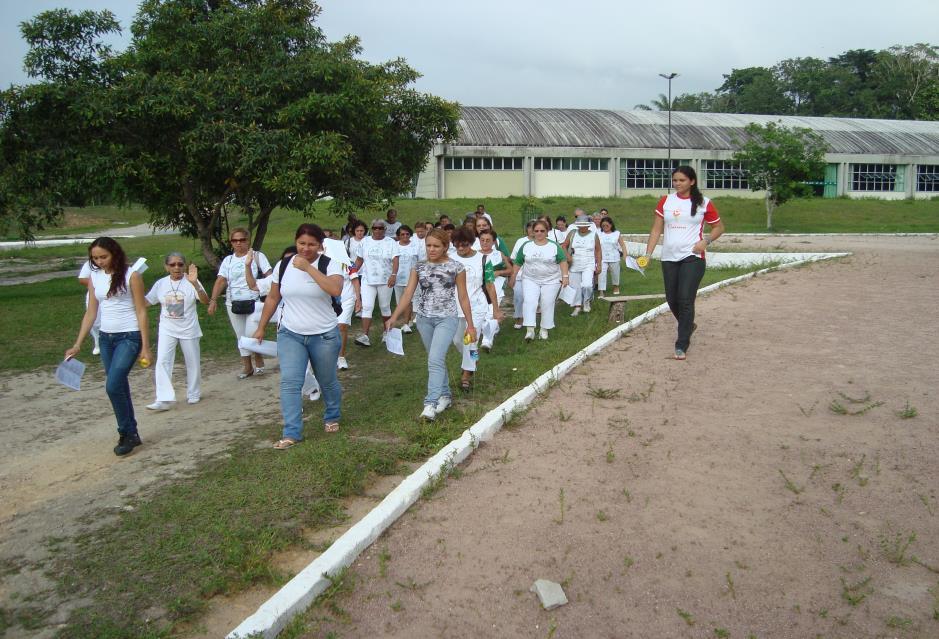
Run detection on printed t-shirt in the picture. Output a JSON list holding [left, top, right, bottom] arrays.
[[514, 240, 566, 285], [91, 269, 139, 333], [655, 193, 720, 261], [273, 255, 343, 335], [414, 259, 464, 318], [218, 252, 272, 301], [569, 230, 598, 272], [395, 241, 423, 287], [352, 236, 399, 286], [146, 276, 203, 339]]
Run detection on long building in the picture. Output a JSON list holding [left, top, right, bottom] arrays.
[[414, 107, 939, 200]]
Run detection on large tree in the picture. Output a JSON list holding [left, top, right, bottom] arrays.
[[0, 0, 459, 266], [732, 122, 827, 230]]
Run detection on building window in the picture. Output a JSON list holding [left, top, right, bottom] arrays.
[[533, 157, 609, 171], [444, 157, 523, 170], [851, 163, 902, 192], [916, 165, 939, 192], [620, 159, 689, 189], [704, 161, 749, 190]]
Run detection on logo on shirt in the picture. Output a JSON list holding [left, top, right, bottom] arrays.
[[671, 208, 681, 218]]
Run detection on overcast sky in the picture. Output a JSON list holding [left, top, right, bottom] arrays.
[[2, 0, 936, 110]]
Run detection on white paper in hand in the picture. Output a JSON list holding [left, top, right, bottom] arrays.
[[238, 336, 278, 357], [558, 285, 578, 305], [383, 328, 404, 356], [56, 358, 86, 391], [130, 257, 148, 274], [625, 255, 646, 276]]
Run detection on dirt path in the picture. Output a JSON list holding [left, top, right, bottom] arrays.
[[305, 236, 939, 639]]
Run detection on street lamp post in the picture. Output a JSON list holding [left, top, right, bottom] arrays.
[[659, 72, 678, 191]]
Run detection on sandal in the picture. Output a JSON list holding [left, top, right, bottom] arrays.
[[238, 370, 254, 380], [460, 378, 472, 393], [324, 422, 340, 433], [254, 367, 265, 376], [273, 438, 299, 449]]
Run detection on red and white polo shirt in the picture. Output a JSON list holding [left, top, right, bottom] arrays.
[[655, 193, 720, 261]]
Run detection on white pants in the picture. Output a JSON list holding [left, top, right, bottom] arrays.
[[154, 332, 201, 402], [360, 283, 393, 318], [227, 303, 262, 356], [599, 261, 621, 290], [522, 280, 561, 329], [512, 277, 525, 319], [338, 279, 355, 326], [569, 269, 595, 306], [453, 312, 487, 371]]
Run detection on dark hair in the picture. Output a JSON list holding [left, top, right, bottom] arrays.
[[673, 165, 704, 216], [600, 216, 616, 232], [537, 214, 553, 230], [599, 208, 609, 214], [281, 245, 298, 261], [555, 215, 567, 224], [89, 237, 130, 298], [477, 228, 496, 241], [474, 216, 491, 233], [351, 220, 367, 233], [452, 226, 476, 245], [295, 223, 325, 242], [438, 214, 451, 223], [396, 225, 413, 237], [442, 223, 456, 231]]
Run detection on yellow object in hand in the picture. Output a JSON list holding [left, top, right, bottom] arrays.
[[139, 357, 150, 368], [636, 256, 649, 269], [463, 332, 473, 345]]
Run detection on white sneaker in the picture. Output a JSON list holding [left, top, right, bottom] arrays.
[[355, 334, 371, 347], [187, 398, 200, 405], [92, 346, 101, 355], [337, 356, 349, 370], [583, 299, 591, 313], [571, 307, 581, 317], [146, 401, 171, 411], [539, 328, 549, 340], [435, 395, 452, 413], [420, 404, 437, 421], [481, 336, 493, 352], [401, 323, 412, 334], [525, 327, 535, 342], [514, 321, 523, 330]]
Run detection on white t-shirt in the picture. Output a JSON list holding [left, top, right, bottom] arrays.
[[451, 252, 488, 318], [146, 276, 203, 339], [395, 241, 423, 287], [569, 229, 598, 273], [599, 230, 622, 262], [515, 240, 566, 285], [352, 236, 399, 286], [218, 252, 272, 302], [91, 269, 139, 333], [274, 255, 343, 335], [549, 228, 569, 244], [655, 193, 720, 262], [385, 220, 402, 237]]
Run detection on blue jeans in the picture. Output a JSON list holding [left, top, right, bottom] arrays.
[[416, 315, 458, 406], [277, 326, 342, 440], [98, 331, 142, 436]]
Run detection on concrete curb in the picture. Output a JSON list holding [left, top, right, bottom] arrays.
[[226, 250, 849, 639]]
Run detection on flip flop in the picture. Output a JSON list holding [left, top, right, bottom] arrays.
[[324, 422, 340, 433], [273, 438, 299, 449]]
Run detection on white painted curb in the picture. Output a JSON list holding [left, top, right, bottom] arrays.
[[226, 251, 849, 639]]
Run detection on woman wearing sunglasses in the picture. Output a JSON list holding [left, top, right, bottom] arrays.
[[144, 253, 210, 410]]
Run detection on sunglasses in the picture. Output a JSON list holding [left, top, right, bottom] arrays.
[[167, 262, 185, 267], [372, 226, 385, 230]]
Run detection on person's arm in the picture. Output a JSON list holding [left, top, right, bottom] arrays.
[[244, 251, 259, 291], [594, 235, 602, 273], [65, 281, 99, 360], [645, 216, 664, 258], [454, 270, 477, 342], [290, 256, 343, 296], [494, 252, 513, 277], [693, 218, 725, 255], [485, 281, 504, 321], [187, 265, 210, 304], [129, 272, 153, 365], [253, 284, 281, 340], [384, 270, 418, 330], [208, 276, 227, 315], [387, 255, 399, 288], [617, 234, 629, 259], [554, 242, 570, 285], [78, 277, 90, 288]]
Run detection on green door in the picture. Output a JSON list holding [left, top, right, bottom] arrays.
[[823, 164, 838, 198]]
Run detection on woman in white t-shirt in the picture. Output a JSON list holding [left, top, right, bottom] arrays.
[[208, 227, 272, 378], [549, 216, 570, 244], [393, 225, 424, 333], [254, 224, 344, 447], [351, 219, 400, 346], [144, 252, 210, 410], [644, 166, 725, 360], [512, 220, 570, 341], [598, 216, 628, 295], [565, 216, 601, 316], [65, 237, 152, 457]]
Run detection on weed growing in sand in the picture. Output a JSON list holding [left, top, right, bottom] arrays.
[[378, 547, 390, 578], [557, 408, 572, 423], [885, 615, 912, 629], [840, 575, 872, 606], [422, 452, 457, 499], [587, 385, 621, 400], [714, 629, 729, 638], [778, 469, 804, 495], [832, 482, 846, 503], [829, 397, 884, 416], [919, 494, 935, 516], [880, 529, 916, 566], [318, 568, 355, 620], [623, 488, 632, 503], [555, 488, 566, 525], [596, 510, 608, 522], [725, 572, 737, 600], [390, 600, 403, 612], [606, 443, 615, 464], [849, 455, 870, 487], [897, 401, 918, 419], [627, 381, 656, 403], [676, 608, 695, 626], [395, 576, 430, 591], [623, 556, 635, 571]]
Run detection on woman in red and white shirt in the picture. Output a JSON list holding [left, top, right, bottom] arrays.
[[643, 165, 725, 360]]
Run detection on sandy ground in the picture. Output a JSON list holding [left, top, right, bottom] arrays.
[[303, 236, 939, 639], [1, 235, 936, 639]]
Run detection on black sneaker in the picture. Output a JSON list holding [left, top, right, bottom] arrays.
[[114, 433, 142, 456]]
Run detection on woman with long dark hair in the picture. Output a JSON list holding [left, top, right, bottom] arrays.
[[66, 237, 152, 456], [643, 166, 725, 360]]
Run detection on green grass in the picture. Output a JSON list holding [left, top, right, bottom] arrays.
[[1, 204, 151, 240]]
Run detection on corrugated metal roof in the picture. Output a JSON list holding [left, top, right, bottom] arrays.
[[456, 107, 939, 156]]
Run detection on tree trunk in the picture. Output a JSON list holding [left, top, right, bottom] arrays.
[[182, 180, 223, 270], [252, 203, 274, 252], [765, 191, 776, 231]]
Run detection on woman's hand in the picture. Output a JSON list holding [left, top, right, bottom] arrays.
[[492, 307, 505, 322], [140, 345, 153, 366], [292, 255, 311, 272], [207, 299, 218, 316], [383, 317, 396, 332], [64, 345, 80, 361], [465, 326, 477, 344], [594, 263, 601, 274], [245, 249, 254, 267], [692, 239, 708, 254], [251, 326, 265, 343], [386, 274, 396, 288], [187, 264, 199, 284], [354, 295, 362, 313]]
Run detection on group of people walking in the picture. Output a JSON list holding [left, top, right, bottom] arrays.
[[67, 166, 723, 455]]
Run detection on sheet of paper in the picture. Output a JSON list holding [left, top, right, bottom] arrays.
[[301, 363, 320, 398], [625, 255, 646, 276], [461, 341, 476, 370], [482, 318, 500, 342], [383, 328, 404, 356], [558, 285, 578, 305], [56, 358, 86, 391], [130, 257, 148, 274], [238, 336, 278, 357]]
